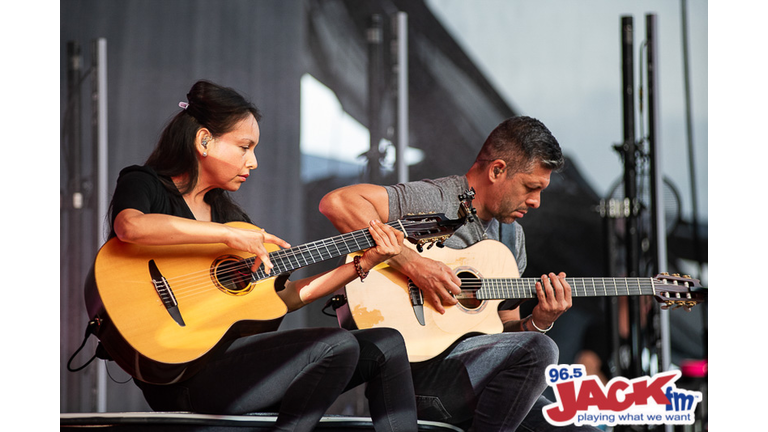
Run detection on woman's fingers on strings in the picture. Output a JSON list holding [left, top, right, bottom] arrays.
[[263, 231, 291, 249]]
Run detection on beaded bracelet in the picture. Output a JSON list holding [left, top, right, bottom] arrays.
[[353, 255, 369, 282]]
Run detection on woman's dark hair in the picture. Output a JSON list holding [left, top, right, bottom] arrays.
[[146, 80, 262, 222]]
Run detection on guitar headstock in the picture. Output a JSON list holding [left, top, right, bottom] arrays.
[[400, 189, 477, 252], [651, 273, 707, 311]]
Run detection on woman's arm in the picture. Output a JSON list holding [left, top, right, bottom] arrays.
[[113, 208, 290, 273], [277, 219, 403, 312]]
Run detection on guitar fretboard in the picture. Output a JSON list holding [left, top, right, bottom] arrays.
[[457, 277, 659, 300], [247, 221, 415, 280]]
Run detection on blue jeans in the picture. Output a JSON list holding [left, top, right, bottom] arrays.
[[410, 332, 558, 431], [135, 327, 417, 432]]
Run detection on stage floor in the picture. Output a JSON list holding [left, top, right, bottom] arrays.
[[60, 412, 464, 431]]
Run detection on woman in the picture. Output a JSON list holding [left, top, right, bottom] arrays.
[[109, 80, 416, 432]]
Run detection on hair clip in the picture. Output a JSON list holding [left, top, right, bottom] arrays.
[[179, 102, 189, 109]]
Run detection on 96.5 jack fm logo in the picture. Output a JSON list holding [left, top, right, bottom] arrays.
[[543, 364, 702, 428]]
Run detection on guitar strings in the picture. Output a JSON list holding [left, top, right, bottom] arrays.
[[164, 228, 377, 302], [456, 277, 657, 299], [152, 219, 431, 303]]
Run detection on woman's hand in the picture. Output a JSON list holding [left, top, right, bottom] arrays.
[[359, 220, 404, 271], [224, 225, 291, 273]]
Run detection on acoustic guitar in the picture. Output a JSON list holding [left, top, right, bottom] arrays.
[[337, 239, 706, 363], [84, 191, 476, 384]]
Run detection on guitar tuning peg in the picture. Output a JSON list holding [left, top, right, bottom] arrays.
[[416, 243, 424, 253]]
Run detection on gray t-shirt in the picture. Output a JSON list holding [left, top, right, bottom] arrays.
[[384, 175, 527, 275]]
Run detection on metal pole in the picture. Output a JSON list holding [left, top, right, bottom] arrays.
[[645, 14, 672, 377], [680, 0, 703, 280], [92, 37, 109, 413], [366, 14, 384, 184], [620, 16, 643, 379], [395, 12, 409, 184], [65, 40, 84, 412]]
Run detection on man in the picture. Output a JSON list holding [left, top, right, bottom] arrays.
[[320, 116, 596, 431]]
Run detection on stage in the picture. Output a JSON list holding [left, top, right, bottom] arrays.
[[60, 412, 463, 431]]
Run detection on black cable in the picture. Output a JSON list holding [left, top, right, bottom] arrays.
[[66, 318, 100, 373], [322, 294, 347, 317]]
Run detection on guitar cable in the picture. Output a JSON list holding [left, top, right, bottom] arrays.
[[322, 294, 348, 317], [66, 317, 109, 373]]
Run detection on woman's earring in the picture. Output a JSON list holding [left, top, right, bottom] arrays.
[[202, 137, 209, 157]]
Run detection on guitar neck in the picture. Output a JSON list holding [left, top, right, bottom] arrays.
[[458, 277, 659, 300], [248, 221, 405, 280]]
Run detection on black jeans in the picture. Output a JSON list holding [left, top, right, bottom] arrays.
[[345, 328, 418, 432], [410, 332, 559, 431], [136, 327, 417, 432]]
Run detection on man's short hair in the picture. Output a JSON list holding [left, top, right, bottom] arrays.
[[475, 116, 564, 174]]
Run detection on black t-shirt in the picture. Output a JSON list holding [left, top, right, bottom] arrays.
[[110, 165, 248, 235]]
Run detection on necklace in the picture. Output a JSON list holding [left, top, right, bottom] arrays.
[[478, 218, 491, 239]]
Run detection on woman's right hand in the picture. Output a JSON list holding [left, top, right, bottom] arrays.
[[224, 225, 291, 273]]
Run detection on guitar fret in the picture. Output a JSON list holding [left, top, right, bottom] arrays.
[[288, 248, 302, 269], [321, 239, 333, 260], [328, 238, 341, 256], [302, 243, 316, 265], [311, 242, 325, 263]]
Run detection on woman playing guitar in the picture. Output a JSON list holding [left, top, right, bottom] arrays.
[[97, 80, 417, 432]]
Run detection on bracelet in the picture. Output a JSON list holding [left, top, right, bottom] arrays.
[[353, 255, 369, 282], [521, 317, 530, 332], [523, 315, 555, 333]]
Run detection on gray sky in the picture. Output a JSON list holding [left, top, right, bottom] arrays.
[[426, 0, 708, 222]]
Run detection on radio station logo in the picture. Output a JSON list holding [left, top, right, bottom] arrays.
[[543, 364, 702, 427]]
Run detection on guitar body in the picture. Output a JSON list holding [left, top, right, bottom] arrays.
[[85, 222, 287, 384], [342, 240, 519, 363]]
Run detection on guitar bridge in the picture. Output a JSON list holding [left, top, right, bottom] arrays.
[[148, 260, 186, 327]]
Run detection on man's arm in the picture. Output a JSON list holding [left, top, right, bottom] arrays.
[[320, 184, 462, 313]]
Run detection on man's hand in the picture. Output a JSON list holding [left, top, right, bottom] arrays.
[[396, 249, 462, 314], [530, 272, 572, 329]]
